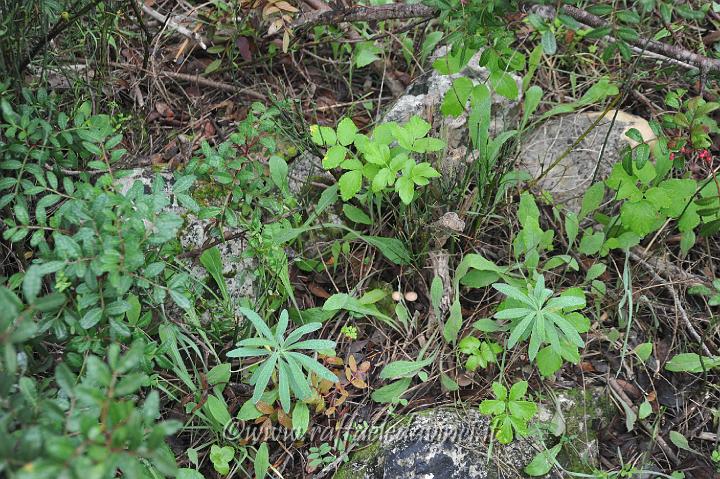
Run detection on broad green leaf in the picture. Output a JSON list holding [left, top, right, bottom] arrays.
[[524, 444, 561, 476], [339, 170, 363, 201], [371, 377, 411, 404], [536, 346, 562, 377], [205, 394, 232, 425], [490, 71, 519, 100], [354, 42, 381, 68], [638, 400, 652, 420], [379, 355, 435, 379], [207, 363, 231, 385], [360, 234, 412, 265], [585, 262, 606, 282], [509, 380, 528, 401], [253, 442, 270, 479], [565, 211, 579, 246], [665, 353, 720, 373], [343, 204, 372, 225], [80, 307, 103, 329], [323, 144, 347, 169], [440, 373, 459, 392], [170, 289, 192, 310], [310, 125, 336, 146], [443, 300, 463, 344], [541, 30, 557, 55], [269, 156, 288, 191], [396, 176, 415, 205], [441, 77, 473, 117], [579, 182, 605, 219], [522, 85, 543, 126], [200, 247, 228, 301], [634, 343, 653, 362], [336, 118, 358, 146], [669, 430, 698, 453], [620, 200, 660, 237], [578, 230, 605, 255], [292, 402, 310, 437], [479, 399, 505, 415]]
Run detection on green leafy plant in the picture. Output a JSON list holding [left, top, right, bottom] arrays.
[[665, 353, 720, 372], [210, 445, 235, 475], [227, 308, 338, 412], [479, 380, 538, 444], [371, 353, 435, 405], [492, 275, 589, 376], [457, 336, 502, 371], [340, 325, 358, 340], [0, 335, 181, 477], [307, 442, 335, 471], [311, 116, 443, 204], [524, 443, 562, 476], [663, 91, 719, 149], [689, 279, 720, 306]]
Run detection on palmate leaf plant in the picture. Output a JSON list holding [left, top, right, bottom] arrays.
[[310, 115, 443, 205], [492, 275, 590, 376], [457, 336, 503, 372], [227, 308, 338, 413], [480, 381, 538, 444]]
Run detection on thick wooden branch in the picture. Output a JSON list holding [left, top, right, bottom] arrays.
[[558, 5, 720, 72]]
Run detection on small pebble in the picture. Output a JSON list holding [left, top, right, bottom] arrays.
[[391, 291, 402, 301], [404, 291, 418, 302]]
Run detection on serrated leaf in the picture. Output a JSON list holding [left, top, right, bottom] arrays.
[[336, 118, 357, 146]]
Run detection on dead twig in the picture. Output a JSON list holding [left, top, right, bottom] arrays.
[[140, 2, 209, 50], [607, 378, 680, 465], [107, 61, 266, 100], [629, 251, 713, 357], [291, 3, 435, 32], [176, 231, 247, 260]]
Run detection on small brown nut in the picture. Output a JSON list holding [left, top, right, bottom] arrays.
[[404, 291, 418, 302], [391, 291, 402, 302]]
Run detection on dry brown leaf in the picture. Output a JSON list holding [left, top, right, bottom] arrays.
[[275, 1, 298, 12], [256, 401, 275, 415], [351, 378, 368, 389], [267, 19, 283, 35], [348, 355, 357, 372], [263, 4, 281, 17], [236, 36, 252, 61], [277, 409, 293, 429], [308, 283, 330, 299]]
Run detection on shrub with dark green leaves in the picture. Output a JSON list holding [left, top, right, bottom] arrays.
[[0, 87, 197, 477], [0, 315, 180, 478]]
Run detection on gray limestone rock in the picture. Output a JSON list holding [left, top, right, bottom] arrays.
[[335, 408, 549, 479], [518, 110, 654, 211], [382, 48, 523, 180]]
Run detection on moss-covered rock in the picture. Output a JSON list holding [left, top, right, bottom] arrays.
[[537, 386, 615, 472], [334, 407, 545, 479]]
